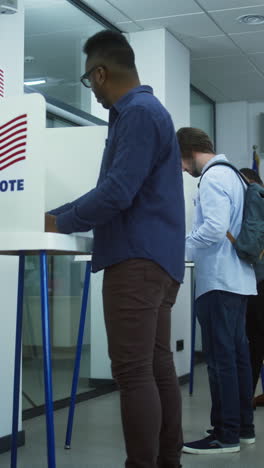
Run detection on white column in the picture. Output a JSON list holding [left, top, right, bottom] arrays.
[[216, 101, 250, 168], [130, 29, 194, 378], [129, 29, 190, 129], [129, 30, 196, 233], [90, 29, 194, 379], [0, 0, 24, 440]]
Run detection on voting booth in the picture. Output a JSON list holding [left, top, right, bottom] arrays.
[[0, 92, 196, 468], [0, 93, 108, 468]]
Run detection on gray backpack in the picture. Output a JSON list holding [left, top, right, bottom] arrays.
[[200, 161, 264, 264]]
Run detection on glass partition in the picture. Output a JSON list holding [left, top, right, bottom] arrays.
[[24, 0, 105, 114], [190, 86, 215, 145], [22, 256, 93, 412]]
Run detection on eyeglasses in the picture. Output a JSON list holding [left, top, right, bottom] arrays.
[[80, 65, 104, 88]]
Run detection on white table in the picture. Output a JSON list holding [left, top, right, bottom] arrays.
[[3, 233, 93, 468]]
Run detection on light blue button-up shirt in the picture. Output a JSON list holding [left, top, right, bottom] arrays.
[[186, 154, 257, 299]]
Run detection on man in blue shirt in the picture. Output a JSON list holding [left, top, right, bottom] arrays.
[[46, 30, 185, 468], [177, 127, 256, 455]]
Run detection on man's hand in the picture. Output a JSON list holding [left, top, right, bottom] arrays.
[[45, 214, 59, 233]]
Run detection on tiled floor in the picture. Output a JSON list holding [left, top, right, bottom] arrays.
[[1, 363, 264, 467]]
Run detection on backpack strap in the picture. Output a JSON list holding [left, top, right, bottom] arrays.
[[198, 161, 248, 245], [198, 161, 249, 188]]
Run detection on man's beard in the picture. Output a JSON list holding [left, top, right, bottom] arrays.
[[192, 168, 201, 178]]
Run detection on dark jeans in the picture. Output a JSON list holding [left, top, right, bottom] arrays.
[[103, 259, 182, 468], [196, 290, 254, 444], [246, 280, 264, 394]]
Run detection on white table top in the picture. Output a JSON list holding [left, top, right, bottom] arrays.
[[0, 232, 93, 256]]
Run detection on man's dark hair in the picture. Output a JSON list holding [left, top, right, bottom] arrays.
[[177, 127, 215, 159], [240, 167, 263, 185], [83, 30, 135, 69]]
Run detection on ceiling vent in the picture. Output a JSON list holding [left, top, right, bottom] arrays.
[[237, 14, 264, 25]]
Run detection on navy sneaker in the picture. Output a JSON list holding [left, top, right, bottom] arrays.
[[183, 435, 240, 454], [205, 429, 255, 445]]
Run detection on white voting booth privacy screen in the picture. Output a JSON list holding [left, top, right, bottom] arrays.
[[0, 93, 45, 233], [0, 93, 107, 253], [0, 93, 111, 381], [0, 93, 194, 386], [44, 126, 107, 212]]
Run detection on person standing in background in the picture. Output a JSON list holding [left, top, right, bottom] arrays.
[[240, 167, 264, 408], [45, 30, 185, 468], [177, 127, 256, 455]]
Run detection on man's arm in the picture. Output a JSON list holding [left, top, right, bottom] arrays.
[[51, 107, 161, 234], [186, 172, 232, 255]]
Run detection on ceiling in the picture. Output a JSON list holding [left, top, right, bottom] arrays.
[[82, 0, 264, 103]]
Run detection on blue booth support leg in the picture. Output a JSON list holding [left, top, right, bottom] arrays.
[[65, 261, 91, 449], [189, 301, 196, 395], [189, 275, 196, 396], [11, 254, 25, 468], [261, 365, 264, 393], [40, 251, 56, 468]]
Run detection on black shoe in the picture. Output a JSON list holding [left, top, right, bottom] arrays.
[[205, 429, 255, 445], [183, 435, 240, 454]]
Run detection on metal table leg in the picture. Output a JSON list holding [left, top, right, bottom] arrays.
[[261, 365, 264, 393], [189, 268, 196, 396], [40, 251, 56, 468], [65, 261, 91, 449], [11, 254, 25, 468]]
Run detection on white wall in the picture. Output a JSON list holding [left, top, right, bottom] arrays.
[[248, 101, 264, 181], [216, 101, 250, 169], [0, 2, 24, 97], [165, 30, 190, 130], [129, 28, 193, 377], [90, 29, 193, 378], [216, 100, 264, 180], [0, 0, 24, 439]]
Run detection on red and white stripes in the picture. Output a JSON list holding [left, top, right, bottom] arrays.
[[0, 114, 27, 171], [0, 69, 4, 98]]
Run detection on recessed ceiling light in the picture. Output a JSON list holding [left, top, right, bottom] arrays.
[[24, 79, 46, 86], [237, 14, 264, 25]]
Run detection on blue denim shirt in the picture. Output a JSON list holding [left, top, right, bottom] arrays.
[[50, 86, 185, 282]]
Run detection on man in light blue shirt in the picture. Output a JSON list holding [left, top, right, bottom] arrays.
[[177, 127, 256, 455]]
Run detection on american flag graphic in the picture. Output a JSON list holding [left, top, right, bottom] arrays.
[[0, 114, 27, 171], [0, 69, 4, 98]]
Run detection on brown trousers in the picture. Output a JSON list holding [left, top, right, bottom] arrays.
[[103, 259, 183, 468]]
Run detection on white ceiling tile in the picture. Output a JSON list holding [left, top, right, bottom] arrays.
[[177, 34, 240, 58], [109, 0, 201, 21], [191, 77, 229, 102], [249, 52, 264, 70], [24, 0, 65, 8], [206, 71, 264, 101], [129, 13, 222, 37], [118, 22, 143, 33], [210, 5, 264, 34], [82, 0, 130, 23], [199, 0, 264, 11], [191, 55, 256, 79], [230, 29, 264, 53]]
